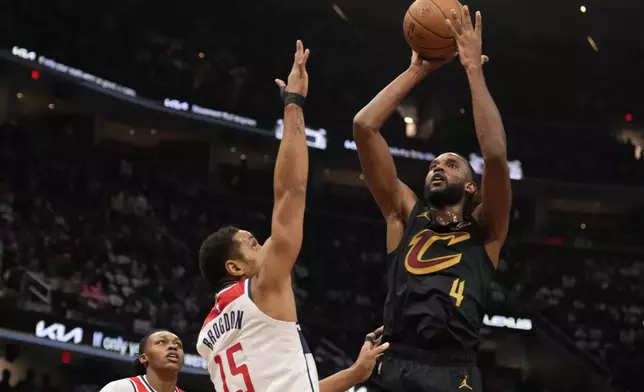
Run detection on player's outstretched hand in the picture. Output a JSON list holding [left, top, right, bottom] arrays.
[[275, 40, 311, 98], [445, 6, 489, 71], [349, 326, 390, 383]]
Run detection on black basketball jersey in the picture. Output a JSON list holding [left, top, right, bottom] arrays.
[[383, 201, 496, 353]]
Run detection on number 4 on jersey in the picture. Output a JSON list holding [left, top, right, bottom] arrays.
[[450, 278, 465, 307], [214, 343, 256, 392]]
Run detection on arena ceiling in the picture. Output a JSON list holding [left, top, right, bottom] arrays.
[[287, 0, 644, 41]]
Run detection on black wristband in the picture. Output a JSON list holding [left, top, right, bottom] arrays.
[[280, 87, 305, 108]]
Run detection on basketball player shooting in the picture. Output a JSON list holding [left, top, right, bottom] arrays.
[[197, 40, 389, 392], [353, 6, 510, 392]]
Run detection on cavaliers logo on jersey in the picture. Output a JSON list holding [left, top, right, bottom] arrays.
[[405, 229, 471, 275]]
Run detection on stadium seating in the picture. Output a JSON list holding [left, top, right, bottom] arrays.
[[1, 116, 642, 391]]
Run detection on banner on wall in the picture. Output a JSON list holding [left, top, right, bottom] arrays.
[[12, 46, 136, 97], [8, 46, 263, 134], [344, 140, 434, 161], [164, 98, 257, 127], [0, 307, 531, 379], [8, 45, 525, 179], [483, 314, 532, 331], [0, 308, 207, 374], [344, 140, 524, 180], [274, 119, 328, 150]]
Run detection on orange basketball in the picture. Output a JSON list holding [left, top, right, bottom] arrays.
[[403, 0, 463, 60]]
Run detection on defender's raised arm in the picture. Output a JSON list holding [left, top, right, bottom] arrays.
[[260, 40, 311, 288]]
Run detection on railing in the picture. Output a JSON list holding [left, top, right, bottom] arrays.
[[20, 270, 51, 305]]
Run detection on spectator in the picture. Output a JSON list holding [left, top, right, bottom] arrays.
[[13, 369, 36, 392], [40, 375, 58, 392], [0, 369, 12, 392]]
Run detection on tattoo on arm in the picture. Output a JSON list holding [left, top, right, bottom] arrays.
[[294, 107, 305, 136]]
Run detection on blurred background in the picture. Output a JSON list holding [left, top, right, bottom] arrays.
[[0, 0, 642, 391]]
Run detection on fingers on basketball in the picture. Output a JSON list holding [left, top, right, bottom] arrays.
[[475, 11, 482, 37], [445, 14, 459, 37], [449, 9, 463, 34], [462, 6, 473, 30]]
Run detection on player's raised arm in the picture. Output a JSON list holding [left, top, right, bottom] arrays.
[[259, 40, 311, 289], [447, 7, 511, 264], [353, 53, 447, 251]]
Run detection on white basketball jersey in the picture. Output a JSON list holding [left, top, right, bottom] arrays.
[[197, 279, 319, 392]]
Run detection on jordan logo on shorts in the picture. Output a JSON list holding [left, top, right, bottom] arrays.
[[459, 375, 473, 390]]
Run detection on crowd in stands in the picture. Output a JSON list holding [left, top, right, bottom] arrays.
[[512, 245, 644, 391], [0, 113, 642, 391], [0, 368, 59, 392]]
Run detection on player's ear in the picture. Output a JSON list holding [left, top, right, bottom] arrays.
[[465, 181, 477, 196], [225, 259, 245, 278], [139, 353, 148, 368]]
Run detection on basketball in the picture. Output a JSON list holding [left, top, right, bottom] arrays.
[[403, 0, 463, 60]]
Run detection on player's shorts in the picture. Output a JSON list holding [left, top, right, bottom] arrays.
[[366, 344, 482, 392]]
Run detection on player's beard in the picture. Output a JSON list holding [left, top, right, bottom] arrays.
[[424, 182, 466, 208]]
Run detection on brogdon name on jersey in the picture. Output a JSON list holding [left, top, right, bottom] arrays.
[[197, 279, 319, 392]]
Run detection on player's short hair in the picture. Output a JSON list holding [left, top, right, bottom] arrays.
[[199, 226, 241, 287], [454, 153, 480, 216], [454, 153, 479, 186], [132, 329, 169, 375]]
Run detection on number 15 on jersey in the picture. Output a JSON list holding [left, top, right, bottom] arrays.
[[213, 343, 256, 392]]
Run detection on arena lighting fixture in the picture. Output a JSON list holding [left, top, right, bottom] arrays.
[[587, 36, 599, 52], [16, 92, 23, 99], [332, 4, 348, 21], [460, 108, 466, 114], [198, 52, 205, 58], [48, 103, 55, 109], [580, 5, 587, 13], [406, 122, 417, 137], [404, 116, 414, 124]]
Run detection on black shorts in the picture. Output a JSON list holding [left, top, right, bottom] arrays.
[[366, 345, 482, 392]]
